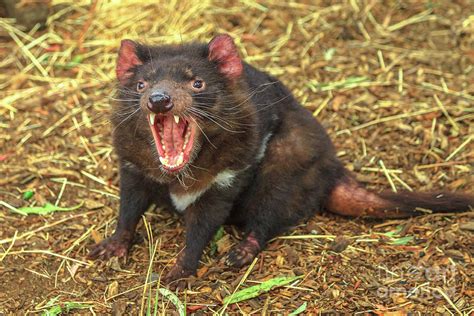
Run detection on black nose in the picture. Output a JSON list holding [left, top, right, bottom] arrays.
[[148, 91, 173, 113]]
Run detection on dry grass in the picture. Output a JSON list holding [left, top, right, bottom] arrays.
[[0, 0, 473, 314]]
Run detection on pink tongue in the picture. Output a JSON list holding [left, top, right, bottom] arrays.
[[162, 116, 184, 157]]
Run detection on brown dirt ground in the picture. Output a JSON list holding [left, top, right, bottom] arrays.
[[0, 0, 473, 314]]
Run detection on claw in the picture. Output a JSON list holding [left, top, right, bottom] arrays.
[[225, 233, 261, 268], [162, 262, 195, 289], [88, 233, 133, 260]]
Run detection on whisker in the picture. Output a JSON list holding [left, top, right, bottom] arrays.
[[239, 94, 292, 118], [112, 107, 141, 133], [134, 111, 143, 137], [181, 166, 198, 182], [109, 97, 141, 102], [188, 116, 217, 149], [188, 107, 235, 127], [187, 108, 244, 133], [188, 162, 209, 172], [113, 105, 141, 117], [189, 106, 256, 128]]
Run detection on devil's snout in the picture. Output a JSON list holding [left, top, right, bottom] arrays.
[[148, 91, 173, 113]]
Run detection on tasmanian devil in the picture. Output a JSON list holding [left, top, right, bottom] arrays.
[[88, 34, 474, 284]]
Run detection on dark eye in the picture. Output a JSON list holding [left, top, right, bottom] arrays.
[[137, 81, 146, 92], [192, 79, 204, 90]]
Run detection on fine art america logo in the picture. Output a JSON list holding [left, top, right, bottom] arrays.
[[375, 264, 458, 299]]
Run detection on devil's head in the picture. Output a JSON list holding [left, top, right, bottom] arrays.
[[113, 35, 246, 173]]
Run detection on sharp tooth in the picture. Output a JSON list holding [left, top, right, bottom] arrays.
[[174, 115, 179, 124], [183, 134, 190, 148], [149, 113, 156, 125], [159, 156, 165, 164], [177, 153, 184, 166]]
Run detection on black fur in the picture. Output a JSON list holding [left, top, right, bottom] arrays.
[[89, 36, 473, 284]]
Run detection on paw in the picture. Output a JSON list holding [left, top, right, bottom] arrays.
[[88, 233, 133, 260], [226, 246, 258, 268], [162, 264, 195, 290], [225, 234, 261, 268]]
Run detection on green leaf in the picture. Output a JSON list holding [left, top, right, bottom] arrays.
[[65, 55, 84, 69], [41, 302, 91, 316], [17, 202, 84, 215], [381, 225, 404, 237], [223, 275, 303, 305], [388, 236, 414, 245], [54, 55, 84, 69], [289, 302, 307, 315], [377, 225, 413, 245], [22, 190, 34, 200], [71, 55, 84, 64], [210, 226, 225, 256], [158, 288, 185, 316]]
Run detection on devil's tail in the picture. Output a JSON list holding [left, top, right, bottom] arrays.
[[326, 176, 473, 219]]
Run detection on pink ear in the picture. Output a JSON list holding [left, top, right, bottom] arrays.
[[208, 34, 243, 80], [116, 40, 142, 85]]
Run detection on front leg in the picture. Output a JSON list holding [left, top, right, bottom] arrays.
[[89, 164, 163, 260], [163, 191, 232, 284]]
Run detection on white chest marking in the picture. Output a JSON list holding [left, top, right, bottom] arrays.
[[170, 190, 206, 213], [170, 169, 238, 212], [214, 169, 237, 188]]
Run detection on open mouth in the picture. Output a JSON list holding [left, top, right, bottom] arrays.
[[148, 113, 196, 172]]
